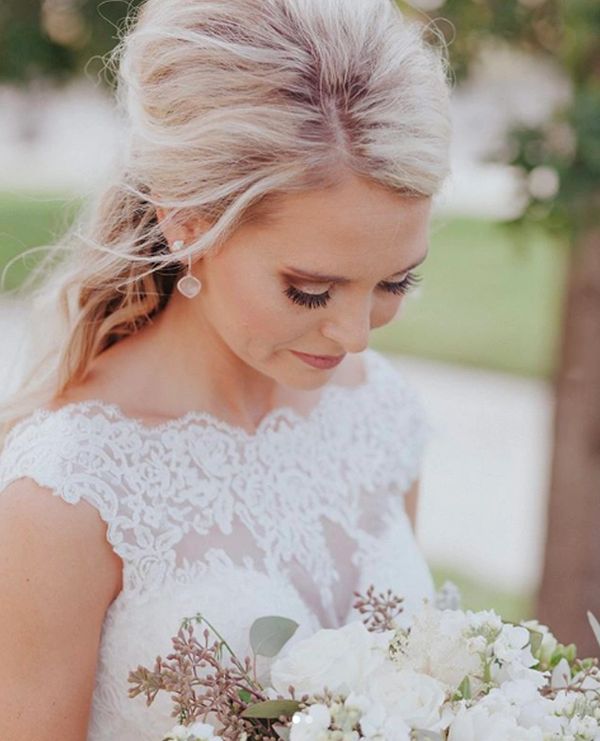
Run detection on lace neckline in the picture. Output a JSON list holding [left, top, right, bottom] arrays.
[[31, 347, 382, 442]]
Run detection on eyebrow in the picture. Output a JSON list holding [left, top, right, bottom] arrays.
[[282, 252, 428, 285]]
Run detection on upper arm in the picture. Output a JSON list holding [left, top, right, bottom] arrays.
[[404, 477, 421, 531], [0, 478, 123, 740]]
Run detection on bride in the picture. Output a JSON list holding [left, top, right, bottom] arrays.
[[0, 0, 451, 738]]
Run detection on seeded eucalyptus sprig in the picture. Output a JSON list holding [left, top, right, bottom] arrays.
[[127, 612, 303, 740], [352, 584, 405, 632], [127, 586, 410, 739]]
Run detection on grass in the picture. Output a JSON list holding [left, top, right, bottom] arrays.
[[0, 191, 83, 293], [0, 193, 569, 378], [370, 217, 569, 379]]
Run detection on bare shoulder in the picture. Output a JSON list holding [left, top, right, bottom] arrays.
[[0, 478, 122, 737], [0, 477, 123, 605]]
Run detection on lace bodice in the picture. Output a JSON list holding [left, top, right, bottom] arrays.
[[0, 347, 434, 740]]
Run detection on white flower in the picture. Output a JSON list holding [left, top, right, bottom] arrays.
[[393, 605, 481, 690], [365, 665, 448, 732], [447, 702, 543, 741], [290, 704, 331, 741], [494, 624, 536, 666], [270, 620, 392, 697], [521, 619, 558, 665], [550, 657, 572, 689], [345, 691, 411, 741], [162, 721, 222, 741], [463, 609, 503, 634], [562, 713, 600, 738], [478, 681, 554, 731]]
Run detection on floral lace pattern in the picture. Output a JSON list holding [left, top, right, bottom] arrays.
[[0, 347, 435, 740]]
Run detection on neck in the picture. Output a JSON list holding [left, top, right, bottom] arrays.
[[94, 293, 305, 431]]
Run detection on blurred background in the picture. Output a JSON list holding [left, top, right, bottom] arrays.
[[0, 1, 598, 652]]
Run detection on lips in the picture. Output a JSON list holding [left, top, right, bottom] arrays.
[[291, 350, 346, 370]]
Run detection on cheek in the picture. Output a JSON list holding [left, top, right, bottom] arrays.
[[213, 273, 311, 343], [371, 297, 403, 328]]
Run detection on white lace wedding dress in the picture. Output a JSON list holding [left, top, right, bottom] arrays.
[[0, 347, 434, 740]]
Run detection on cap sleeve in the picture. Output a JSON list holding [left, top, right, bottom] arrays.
[[366, 349, 432, 493], [0, 408, 122, 545]]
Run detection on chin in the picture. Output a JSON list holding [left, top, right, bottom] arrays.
[[286, 367, 336, 391]]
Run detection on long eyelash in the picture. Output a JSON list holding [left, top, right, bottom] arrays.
[[380, 272, 422, 296], [284, 271, 423, 310], [284, 284, 331, 309]]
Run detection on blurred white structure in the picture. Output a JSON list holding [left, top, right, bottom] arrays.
[[0, 82, 121, 194], [0, 46, 569, 219], [396, 355, 551, 595]]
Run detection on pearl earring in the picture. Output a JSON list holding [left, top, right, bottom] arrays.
[[171, 240, 202, 299]]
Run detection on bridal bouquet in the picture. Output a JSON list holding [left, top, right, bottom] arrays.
[[128, 585, 600, 741]]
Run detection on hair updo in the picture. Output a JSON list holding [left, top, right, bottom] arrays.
[[0, 0, 452, 440]]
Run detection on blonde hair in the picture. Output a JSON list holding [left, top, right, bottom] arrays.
[[0, 0, 452, 444]]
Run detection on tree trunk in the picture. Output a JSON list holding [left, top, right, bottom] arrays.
[[536, 226, 600, 658]]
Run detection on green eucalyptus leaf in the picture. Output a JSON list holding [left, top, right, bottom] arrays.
[[241, 699, 301, 719], [249, 615, 299, 658]]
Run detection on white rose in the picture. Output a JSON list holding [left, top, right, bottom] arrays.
[[270, 620, 391, 697], [290, 704, 331, 741], [366, 665, 447, 732]]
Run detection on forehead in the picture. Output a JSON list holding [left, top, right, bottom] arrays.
[[247, 174, 432, 272]]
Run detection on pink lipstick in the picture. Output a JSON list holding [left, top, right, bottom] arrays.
[[291, 350, 346, 370]]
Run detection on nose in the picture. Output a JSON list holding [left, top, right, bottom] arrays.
[[320, 298, 372, 354]]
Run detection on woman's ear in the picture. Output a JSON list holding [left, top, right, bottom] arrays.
[[155, 203, 186, 249], [154, 201, 210, 254]]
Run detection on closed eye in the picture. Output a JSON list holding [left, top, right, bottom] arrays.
[[378, 272, 422, 296], [284, 272, 422, 310]]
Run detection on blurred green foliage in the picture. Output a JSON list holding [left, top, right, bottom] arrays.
[[0, 192, 82, 291], [399, 0, 599, 239], [0, 0, 144, 86]]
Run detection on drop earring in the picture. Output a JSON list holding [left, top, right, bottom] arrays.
[[172, 240, 202, 299]]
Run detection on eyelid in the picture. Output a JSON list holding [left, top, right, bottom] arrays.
[[292, 280, 332, 294], [284, 271, 421, 310], [384, 272, 410, 283], [293, 273, 409, 290]]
